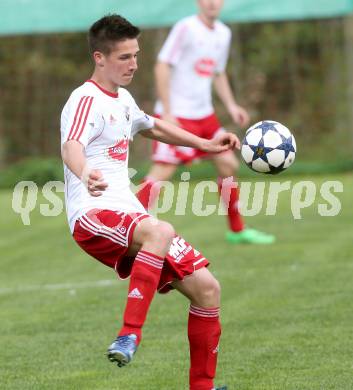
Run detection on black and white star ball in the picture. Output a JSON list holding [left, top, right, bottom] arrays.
[[241, 120, 296, 174]]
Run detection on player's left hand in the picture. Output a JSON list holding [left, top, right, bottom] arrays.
[[85, 169, 108, 197], [229, 104, 250, 128], [202, 132, 240, 154]]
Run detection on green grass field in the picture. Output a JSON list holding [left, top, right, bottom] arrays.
[[1, 173, 353, 389]]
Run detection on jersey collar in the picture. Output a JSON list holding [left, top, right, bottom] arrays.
[[197, 15, 216, 30], [86, 79, 119, 98]]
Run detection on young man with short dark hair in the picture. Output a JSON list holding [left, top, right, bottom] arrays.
[[61, 14, 236, 390]]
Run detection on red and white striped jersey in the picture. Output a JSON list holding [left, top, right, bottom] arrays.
[[154, 15, 231, 119], [61, 80, 154, 232]]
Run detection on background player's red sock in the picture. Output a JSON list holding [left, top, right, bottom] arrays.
[[218, 176, 244, 232], [137, 177, 161, 210], [118, 250, 164, 344], [188, 305, 221, 390]]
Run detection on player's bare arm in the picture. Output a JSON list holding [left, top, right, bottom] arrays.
[[142, 117, 240, 153], [213, 72, 250, 127], [154, 61, 179, 125], [62, 140, 108, 197]]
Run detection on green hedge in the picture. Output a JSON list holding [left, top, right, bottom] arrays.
[[0, 158, 64, 189], [1, 157, 352, 189]]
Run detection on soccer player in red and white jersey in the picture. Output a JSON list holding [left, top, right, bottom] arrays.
[[137, 0, 275, 244], [61, 14, 237, 390]]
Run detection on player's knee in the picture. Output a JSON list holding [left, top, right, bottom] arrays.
[[149, 163, 176, 181], [217, 158, 239, 178], [159, 221, 175, 244], [225, 159, 239, 176], [148, 221, 175, 246], [231, 158, 240, 172], [208, 278, 221, 302], [198, 277, 221, 307]]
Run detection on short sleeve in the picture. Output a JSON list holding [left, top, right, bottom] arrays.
[[158, 20, 189, 66], [61, 93, 100, 148], [130, 100, 154, 139], [215, 29, 232, 74]]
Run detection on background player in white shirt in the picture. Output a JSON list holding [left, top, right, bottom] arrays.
[[137, 0, 275, 244], [61, 14, 237, 390]]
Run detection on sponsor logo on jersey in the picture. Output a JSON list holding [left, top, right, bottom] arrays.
[[106, 138, 129, 161], [128, 288, 144, 299], [194, 58, 216, 77]]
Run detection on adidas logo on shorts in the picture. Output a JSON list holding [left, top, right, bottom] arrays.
[[128, 288, 144, 299]]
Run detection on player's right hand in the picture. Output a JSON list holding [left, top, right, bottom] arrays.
[[84, 169, 108, 197], [203, 132, 240, 154]]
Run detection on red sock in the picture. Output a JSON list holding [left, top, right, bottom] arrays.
[[118, 250, 164, 344], [218, 176, 244, 232], [136, 177, 161, 210], [188, 305, 221, 390]]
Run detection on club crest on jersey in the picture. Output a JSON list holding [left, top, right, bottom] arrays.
[[109, 114, 117, 125], [194, 58, 216, 77], [106, 137, 128, 162], [125, 107, 130, 122]]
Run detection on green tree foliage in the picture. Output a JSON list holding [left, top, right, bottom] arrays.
[[0, 18, 351, 168], [228, 19, 349, 161]]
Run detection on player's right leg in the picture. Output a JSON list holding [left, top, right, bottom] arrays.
[[72, 210, 175, 367], [137, 162, 177, 210], [137, 161, 177, 209], [108, 216, 175, 366], [171, 267, 223, 390]]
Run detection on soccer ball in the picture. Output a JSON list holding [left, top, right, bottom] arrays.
[[241, 120, 296, 174]]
